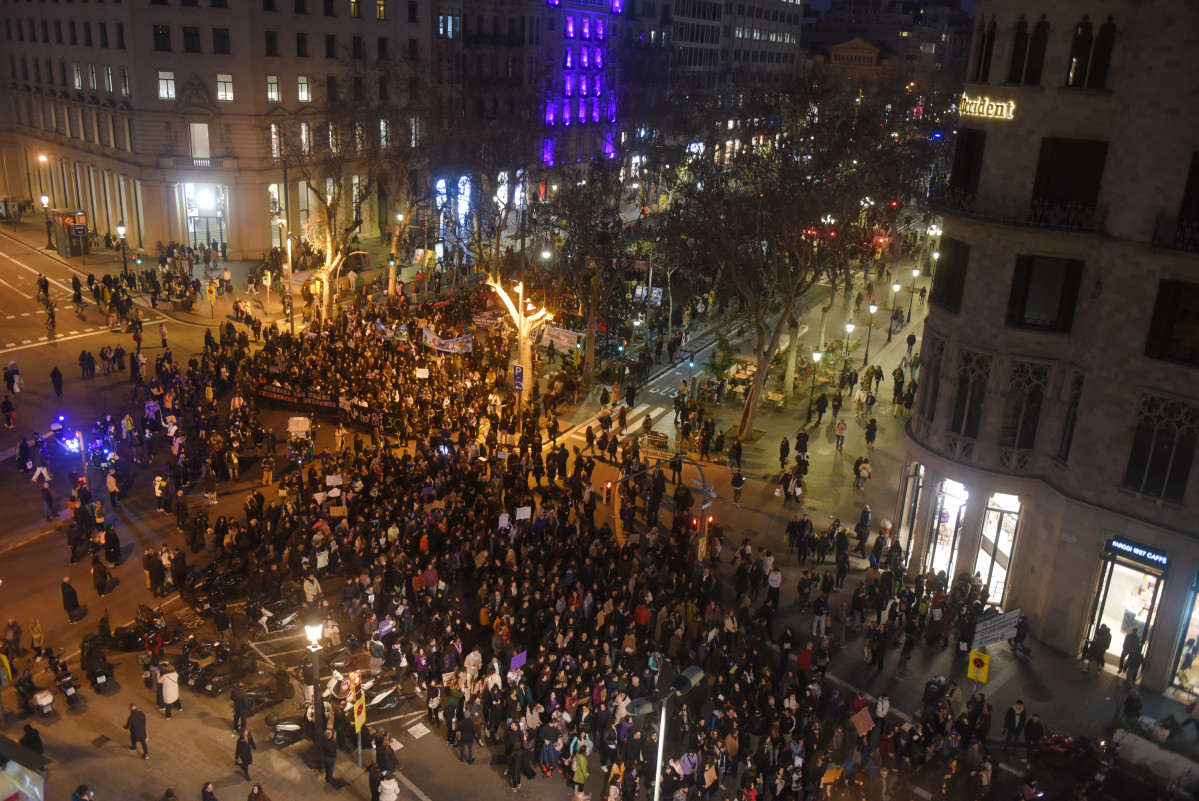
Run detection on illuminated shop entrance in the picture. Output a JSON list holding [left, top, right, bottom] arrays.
[[895, 462, 925, 560], [183, 183, 228, 250], [1084, 538, 1168, 663], [923, 479, 969, 580], [1172, 575, 1199, 694], [974, 493, 1021, 605]]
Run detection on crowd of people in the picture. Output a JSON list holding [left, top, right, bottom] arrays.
[[11, 257, 1103, 801]]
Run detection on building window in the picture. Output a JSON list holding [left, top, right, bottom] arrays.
[[153, 24, 172, 52], [270, 123, 280, 158], [948, 127, 985, 193], [971, 17, 996, 82], [158, 70, 176, 99], [408, 0, 417, 23], [297, 74, 310, 101], [353, 76, 364, 99], [1007, 16, 1048, 85], [379, 119, 389, 147], [917, 336, 945, 423], [264, 0, 277, 10], [213, 28, 231, 54], [352, 35, 364, 59], [73, 62, 83, 90], [377, 36, 388, 59], [183, 26, 202, 53], [1005, 255, 1083, 332], [929, 236, 970, 314], [1058, 372, 1085, 463], [1124, 394, 1198, 503], [351, 0, 361, 18], [296, 0, 307, 13], [216, 73, 234, 101], [121, 68, 131, 96], [266, 31, 279, 56], [295, 33, 307, 57], [326, 75, 338, 101], [212, 0, 229, 7], [326, 34, 337, 58], [376, 0, 386, 20], [949, 349, 991, 442], [267, 74, 280, 101], [300, 121, 310, 153], [1066, 16, 1116, 90], [117, 23, 126, 50], [378, 77, 388, 100], [105, 66, 114, 92], [324, 0, 336, 16], [1146, 280, 1199, 367], [100, 22, 109, 48], [999, 361, 1049, 451], [89, 64, 98, 90], [1033, 137, 1108, 206]]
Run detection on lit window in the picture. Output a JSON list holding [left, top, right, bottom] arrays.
[[105, 66, 114, 93], [376, 0, 386, 19], [267, 74, 280, 102], [350, 0, 361, 17], [270, 123, 280, 158], [73, 62, 82, 90], [216, 73, 234, 102], [297, 75, 310, 101], [157, 70, 175, 99], [581, 17, 589, 39], [565, 15, 575, 37], [379, 119, 389, 147], [300, 121, 311, 152], [121, 68, 131, 96], [89, 64, 98, 90]]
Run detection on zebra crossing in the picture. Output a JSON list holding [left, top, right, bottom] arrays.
[[554, 403, 675, 446]]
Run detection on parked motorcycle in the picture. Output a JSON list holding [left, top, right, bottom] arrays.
[[321, 668, 375, 701], [15, 670, 55, 716], [88, 440, 119, 472], [99, 606, 181, 652], [298, 635, 360, 676], [80, 634, 117, 692], [243, 666, 296, 716], [359, 678, 402, 713], [45, 649, 83, 706], [266, 701, 332, 747], [185, 563, 247, 613], [246, 599, 300, 638]]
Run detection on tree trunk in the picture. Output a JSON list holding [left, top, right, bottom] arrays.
[[736, 354, 771, 442], [583, 296, 598, 389], [784, 318, 800, 396]]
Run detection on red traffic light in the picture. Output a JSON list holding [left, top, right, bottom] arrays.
[[605, 481, 612, 489]]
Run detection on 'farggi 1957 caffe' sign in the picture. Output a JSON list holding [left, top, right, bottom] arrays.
[[960, 94, 1016, 120]]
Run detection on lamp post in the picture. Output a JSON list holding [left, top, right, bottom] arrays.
[[908, 267, 919, 320], [626, 667, 706, 801], [864, 304, 877, 366], [41, 194, 53, 250], [806, 350, 823, 422], [117, 222, 129, 276], [844, 322, 855, 365], [304, 623, 324, 742], [889, 283, 901, 342]]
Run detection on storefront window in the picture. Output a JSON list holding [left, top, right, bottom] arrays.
[[975, 493, 1020, 605], [182, 182, 228, 250], [925, 479, 969, 580], [895, 462, 924, 559], [1172, 575, 1199, 693]]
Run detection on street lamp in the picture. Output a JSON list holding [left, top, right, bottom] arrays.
[[908, 267, 919, 320], [627, 667, 705, 801], [304, 623, 324, 742], [864, 304, 877, 366], [844, 322, 855, 364], [806, 350, 823, 422], [116, 222, 128, 276], [41, 194, 53, 250]]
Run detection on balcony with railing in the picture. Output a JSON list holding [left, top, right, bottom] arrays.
[[929, 179, 1108, 234], [1153, 214, 1199, 254]]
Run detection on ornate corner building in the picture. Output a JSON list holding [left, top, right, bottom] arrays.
[[899, 0, 1199, 692]]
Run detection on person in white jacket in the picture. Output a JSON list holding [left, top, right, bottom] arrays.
[[378, 771, 400, 801]]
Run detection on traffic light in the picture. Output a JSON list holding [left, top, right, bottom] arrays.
[[688, 358, 695, 369], [388, 254, 396, 267], [604, 481, 613, 503], [136, 253, 142, 265]]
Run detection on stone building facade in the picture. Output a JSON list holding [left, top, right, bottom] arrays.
[[898, 0, 1199, 692]]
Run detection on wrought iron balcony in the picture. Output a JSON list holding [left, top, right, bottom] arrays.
[[1153, 214, 1199, 254], [929, 180, 1107, 234]]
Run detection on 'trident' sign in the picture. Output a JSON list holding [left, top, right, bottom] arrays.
[[960, 94, 1016, 120]]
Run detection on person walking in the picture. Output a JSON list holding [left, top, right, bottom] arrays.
[[91, 555, 111, 598], [202, 782, 220, 801], [159, 323, 168, 349], [572, 744, 590, 791], [857, 459, 872, 490], [232, 682, 251, 732], [1, 395, 14, 428], [731, 470, 746, 507], [1119, 627, 1141, 674], [247, 784, 271, 801], [124, 703, 150, 759], [234, 728, 257, 781], [158, 663, 182, 718], [320, 729, 338, 784], [835, 419, 847, 452], [62, 577, 81, 623], [50, 367, 63, 398]]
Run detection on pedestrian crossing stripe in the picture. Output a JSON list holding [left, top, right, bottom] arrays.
[[562, 405, 670, 441]]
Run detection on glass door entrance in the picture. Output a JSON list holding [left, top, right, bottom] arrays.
[[1085, 540, 1168, 664], [975, 493, 1021, 605], [924, 479, 969, 581]]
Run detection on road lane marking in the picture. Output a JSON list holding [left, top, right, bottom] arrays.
[[0, 328, 124, 354]]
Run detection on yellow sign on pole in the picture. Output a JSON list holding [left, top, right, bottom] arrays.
[[967, 650, 990, 683], [353, 692, 366, 732], [206, 284, 217, 301]]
